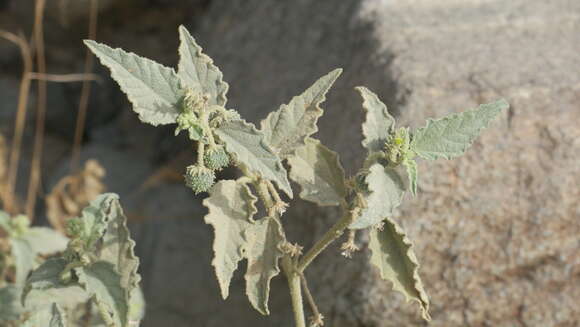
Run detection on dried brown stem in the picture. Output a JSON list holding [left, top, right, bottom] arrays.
[[26, 0, 48, 220], [0, 30, 33, 215], [27, 72, 101, 83], [71, 0, 99, 172]]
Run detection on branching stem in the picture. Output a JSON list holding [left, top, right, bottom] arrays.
[[297, 204, 356, 273]]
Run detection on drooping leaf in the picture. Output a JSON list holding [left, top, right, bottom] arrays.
[[356, 86, 396, 152], [403, 159, 418, 196], [84, 40, 183, 126], [202, 179, 257, 299], [23, 227, 68, 255], [260, 69, 342, 158], [411, 99, 508, 160], [0, 286, 23, 322], [369, 218, 430, 321], [177, 25, 229, 106], [287, 138, 346, 206], [216, 120, 293, 198], [11, 238, 35, 285], [76, 193, 119, 250], [22, 258, 89, 310], [349, 164, 405, 230], [76, 262, 128, 327], [244, 217, 285, 315]]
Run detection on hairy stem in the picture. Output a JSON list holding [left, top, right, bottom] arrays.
[[301, 273, 323, 325], [283, 256, 306, 327], [297, 205, 355, 273]]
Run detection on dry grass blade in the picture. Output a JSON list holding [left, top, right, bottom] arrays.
[[26, 0, 48, 220], [71, 0, 99, 172], [46, 159, 106, 233], [0, 30, 33, 215]]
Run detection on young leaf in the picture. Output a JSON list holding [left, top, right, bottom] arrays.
[[356, 86, 396, 152], [287, 138, 347, 206], [216, 120, 293, 198], [76, 262, 128, 327], [260, 69, 342, 158], [403, 159, 418, 196], [23, 227, 68, 255], [0, 286, 23, 322], [369, 218, 430, 321], [244, 217, 285, 315], [84, 40, 183, 126], [202, 179, 257, 300], [349, 164, 405, 230], [178, 25, 229, 106], [11, 238, 35, 285], [411, 99, 508, 160]]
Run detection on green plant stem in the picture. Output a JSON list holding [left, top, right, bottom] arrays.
[[297, 206, 355, 273], [197, 142, 205, 166], [283, 256, 306, 327]]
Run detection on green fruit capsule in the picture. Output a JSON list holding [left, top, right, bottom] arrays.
[[204, 145, 230, 170], [184, 165, 216, 194]]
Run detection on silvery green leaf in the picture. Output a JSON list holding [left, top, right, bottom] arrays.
[[403, 159, 418, 196], [202, 179, 256, 300], [411, 99, 508, 160], [260, 69, 341, 158], [98, 196, 141, 296], [22, 258, 89, 310], [77, 193, 119, 250], [128, 287, 146, 325], [23, 227, 68, 255], [369, 218, 430, 321], [76, 262, 128, 327], [216, 120, 293, 198], [178, 25, 229, 106], [356, 86, 396, 152], [11, 238, 35, 285], [287, 138, 346, 206], [244, 217, 285, 315], [0, 286, 23, 322], [84, 40, 182, 126], [349, 164, 405, 230]]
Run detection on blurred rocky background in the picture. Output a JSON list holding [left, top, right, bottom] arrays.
[[0, 0, 579, 326]]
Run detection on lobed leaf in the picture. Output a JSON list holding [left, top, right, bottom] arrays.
[[178, 25, 229, 106], [76, 262, 128, 327], [349, 164, 405, 230], [84, 40, 183, 126], [244, 217, 285, 315], [98, 196, 141, 297], [368, 217, 430, 321], [287, 138, 347, 206], [78, 193, 119, 250], [23, 227, 68, 256], [356, 86, 396, 152], [260, 69, 341, 158], [22, 303, 67, 327], [202, 179, 257, 299], [216, 120, 293, 198], [411, 99, 508, 160], [22, 258, 89, 310]]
